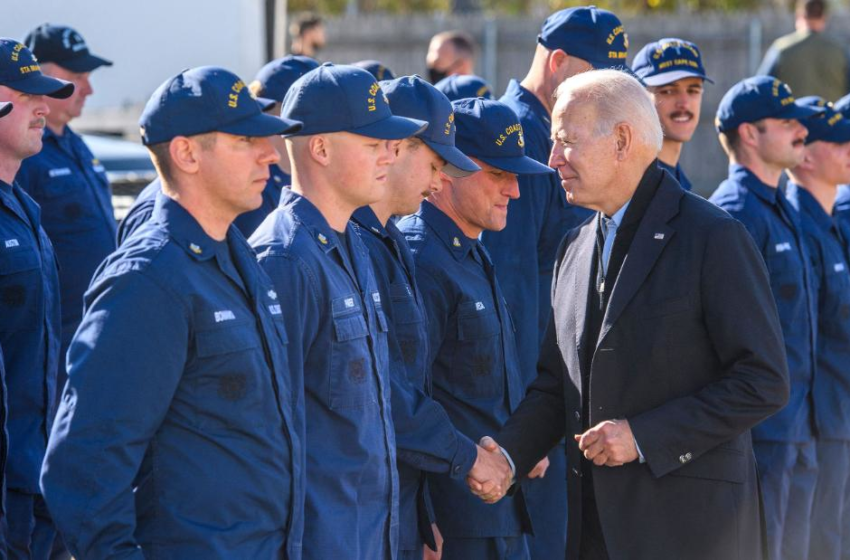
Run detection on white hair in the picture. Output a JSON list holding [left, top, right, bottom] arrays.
[[554, 69, 663, 152]]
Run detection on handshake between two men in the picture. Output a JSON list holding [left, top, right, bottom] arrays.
[[466, 419, 640, 504]]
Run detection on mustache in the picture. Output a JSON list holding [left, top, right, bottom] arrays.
[[30, 117, 46, 128], [668, 111, 694, 120], [792, 138, 805, 147]]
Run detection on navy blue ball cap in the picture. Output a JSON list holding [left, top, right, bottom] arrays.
[[537, 6, 627, 69], [0, 38, 74, 98], [252, 55, 319, 102], [632, 38, 713, 86], [352, 60, 396, 81], [256, 96, 277, 112], [24, 24, 112, 73], [380, 75, 480, 178], [715, 76, 825, 133], [139, 66, 302, 146], [452, 98, 553, 175], [796, 96, 850, 144], [282, 63, 427, 140], [434, 74, 494, 102], [834, 93, 850, 118], [0, 102, 11, 118]]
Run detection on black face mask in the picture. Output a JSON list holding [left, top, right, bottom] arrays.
[[428, 67, 448, 84]]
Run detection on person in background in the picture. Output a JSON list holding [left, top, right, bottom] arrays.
[[632, 38, 713, 192], [0, 99, 14, 559], [16, 24, 114, 423], [0, 38, 72, 560], [290, 13, 325, 58], [710, 75, 823, 560], [426, 31, 476, 84], [785, 96, 850, 560], [758, 0, 850, 101], [353, 60, 396, 81], [250, 63, 426, 560]]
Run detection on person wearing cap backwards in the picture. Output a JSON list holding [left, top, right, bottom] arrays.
[[39, 66, 304, 560], [0, 38, 71, 560], [481, 7, 627, 559], [397, 98, 553, 560], [352, 76, 522, 560], [478, 69, 788, 560], [632, 38, 713, 192], [249, 63, 425, 560], [14, 25, 114, 417], [0, 99, 14, 557], [116, 58, 316, 246], [434, 74, 494, 102], [709, 76, 823, 560], [783, 96, 850, 560]]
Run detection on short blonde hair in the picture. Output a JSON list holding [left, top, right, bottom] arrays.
[[554, 69, 663, 152]]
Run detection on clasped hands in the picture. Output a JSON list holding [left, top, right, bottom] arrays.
[[467, 419, 638, 503], [466, 437, 549, 504]]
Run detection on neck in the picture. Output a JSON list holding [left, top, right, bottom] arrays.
[[429, 197, 482, 239], [370, 199, 393, 227], [520, 68, 553, 115], [730, 152, 783, 188], [789, 172, 837, 214], [162, 178, 233, 241], [596, 163, 646, 217], [45, 118, 67, 136], [0, 157, 21, 185], [290, 174, 356, 232], [658, 139, 683, 168]]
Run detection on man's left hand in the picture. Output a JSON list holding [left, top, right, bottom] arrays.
[[575, 419, 639, 467]]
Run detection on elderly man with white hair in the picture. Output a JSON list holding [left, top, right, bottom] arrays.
[[474, 69, 790, 560]]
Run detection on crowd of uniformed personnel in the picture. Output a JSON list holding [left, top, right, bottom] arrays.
[[0, 3, 850, 560]]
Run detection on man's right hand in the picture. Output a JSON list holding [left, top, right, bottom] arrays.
[[466, 439, 512, 504]]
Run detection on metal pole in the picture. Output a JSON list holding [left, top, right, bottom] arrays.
[[748, 17, 763, 74], [273, 0, 289, 58], [483, 17, 498, 92]]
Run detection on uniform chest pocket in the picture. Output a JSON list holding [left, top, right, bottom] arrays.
[[389, 281, 428, 380], [329, 294, 378, 409], [35, 175, 103, 233], [766, 249, 802, 303], [822, 265, 850, 337], [191, 321, 269, 429], [0, 247, 41, 330], [450, 301, 503, 399]]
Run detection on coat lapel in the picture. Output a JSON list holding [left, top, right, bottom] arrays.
[[571, 221, 596, 375], [597, 179, 683, 347]]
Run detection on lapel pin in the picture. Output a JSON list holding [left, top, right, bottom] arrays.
[[189, 243, 202, 254], [654, 233, 665, 240], [453, 237, 461, 248], [318, 233, 328, 245]]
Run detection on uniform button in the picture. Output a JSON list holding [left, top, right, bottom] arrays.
[[572, 467, 581, 477], [574, 411, 581, 422], [685, 452, 692, 461], [679, 455, 687, 464], [597, 406, 603, 411]]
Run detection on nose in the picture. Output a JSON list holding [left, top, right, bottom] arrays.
[[257, 137, 281, 165], [505, 175, 520, 200], [794, 121, 808, 140], [78, 74, 94, 97], [34, 95, 50, 117], [548, 144, 564, 169], [379, 140, 399, 166]]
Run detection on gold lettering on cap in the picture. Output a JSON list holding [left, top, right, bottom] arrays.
[[368, 82, 381, 112], [495, 123, 523, 147], [10, 43, 23, 63], [228, 80, 246, 109], [444, 112, 454, 136], [606, 25, 625, 46]]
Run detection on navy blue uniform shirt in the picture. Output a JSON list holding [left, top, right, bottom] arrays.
[[835, 185, 850, 242], [250, 189, 398, 560], [398, 201, 531, 539], [352, 206, 477, 552], [710, 165, 816, 442], [16, 126, 116, 362], [0, 180, 61, 494], [797, 186, 850, 440], [658, 159, 693, 192], [118, 164, 290, 246], [41, 193, 302, 560], [488, 79, 592, 386]]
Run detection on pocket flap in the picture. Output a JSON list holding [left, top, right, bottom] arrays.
[[0, 248, 39, 275], [196, 322, 261, 358]]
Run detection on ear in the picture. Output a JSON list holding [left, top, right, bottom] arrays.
[[613, 122, 632, 161], [548, 49, 569, 75], [309, 135, 331, 167], [169, 136, 201, 175], [738, 123, 760, 149]]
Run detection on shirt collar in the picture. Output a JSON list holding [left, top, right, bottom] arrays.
[[729, 163, 779, 205], [151, 191, 219, 261], [417, 200, 477, 261], [795, 183, 837, 233], [351, 205, 389, 239], [504, 79, 550, 127], [606, 199, 631, 227], [278, 187, 347, 254]]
